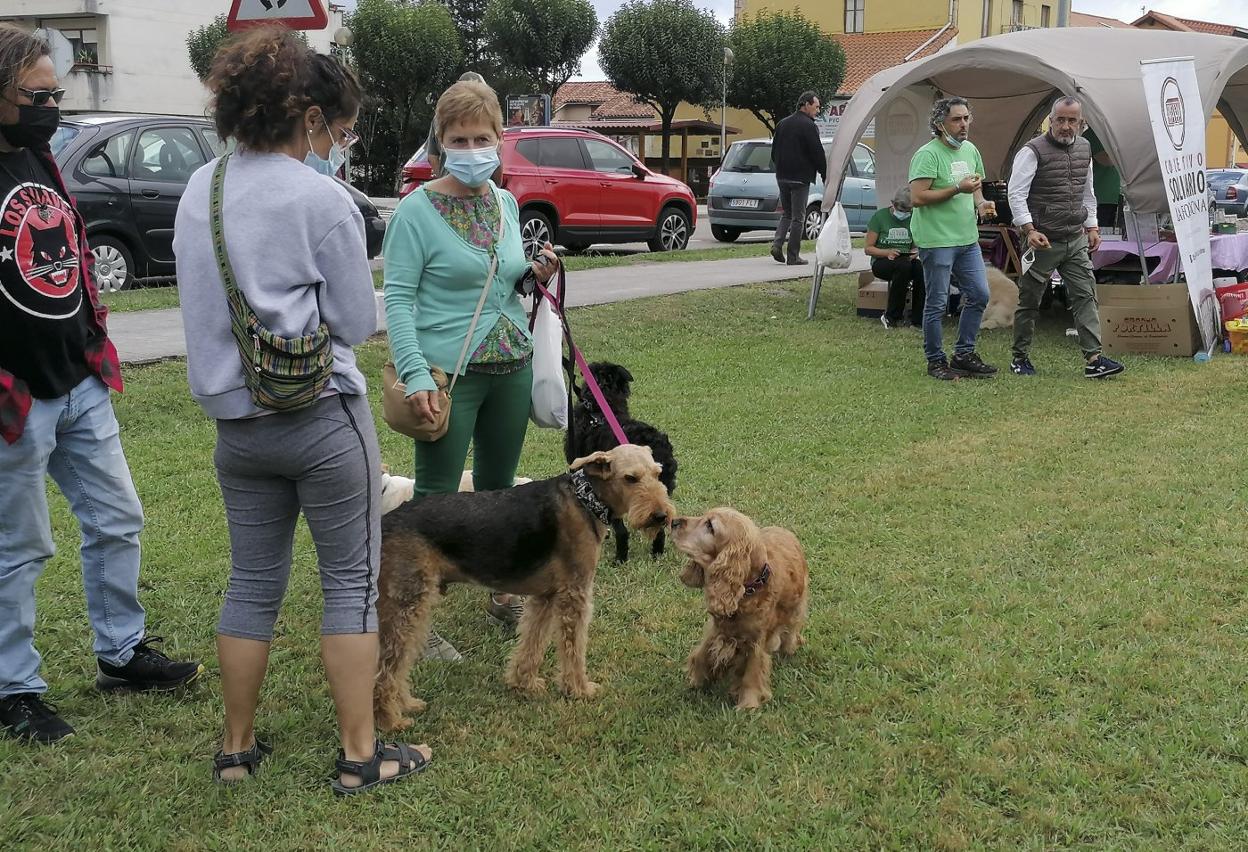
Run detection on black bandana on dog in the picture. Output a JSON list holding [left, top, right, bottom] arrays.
[[569, 468, 613, 526]]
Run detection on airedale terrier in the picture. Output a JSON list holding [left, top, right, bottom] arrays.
[[374, 444, 674, 731]]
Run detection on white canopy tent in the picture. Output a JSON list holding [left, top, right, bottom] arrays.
[[812, 28, 1248, 316]]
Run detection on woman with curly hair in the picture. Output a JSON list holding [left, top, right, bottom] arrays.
[[173, 26, 430, 794]]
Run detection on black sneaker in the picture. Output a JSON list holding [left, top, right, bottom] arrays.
[[0, 693, 75, 743], [1010, 356, 1037, 376], [787, 256, 810, 265], [880, 315, 896, 330], [1084, 354, 1125, 379], [770, 247, 785, 264], [96, 637, 204, 692], [927, 358, 961, 380], [949, 352, 997, 378]]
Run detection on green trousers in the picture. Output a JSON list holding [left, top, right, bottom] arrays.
[[413, 364, 533, 497], [1012, 231, 1102, 360]]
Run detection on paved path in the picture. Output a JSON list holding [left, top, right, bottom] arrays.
[[107, 251, 871, 364], [370, 201, 858, 255]]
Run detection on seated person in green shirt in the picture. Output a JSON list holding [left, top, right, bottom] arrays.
[[865, 186, 925, 329]]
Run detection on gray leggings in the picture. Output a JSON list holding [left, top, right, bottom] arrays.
[[213, 393, 381, 641]]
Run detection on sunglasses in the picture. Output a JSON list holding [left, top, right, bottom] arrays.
[[330, 123, 360, 151], [16, 86, 66, 107]]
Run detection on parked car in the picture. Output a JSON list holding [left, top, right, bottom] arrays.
[[706, 138, 877, 242], [1208, 168, 1248, 218], [399, 126, 698, 255], [52, 114, 386, 291]]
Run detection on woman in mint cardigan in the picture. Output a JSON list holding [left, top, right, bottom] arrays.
[[383, 80, 559, 653]]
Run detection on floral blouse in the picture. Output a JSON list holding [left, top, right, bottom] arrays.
[[426, 189, 533, 374]]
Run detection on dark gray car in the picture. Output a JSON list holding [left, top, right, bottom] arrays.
[[52, 114, 385, 291]]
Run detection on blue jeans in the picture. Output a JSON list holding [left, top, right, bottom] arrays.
[[0, 376, 146, 696], [918, 244, 990, 363]]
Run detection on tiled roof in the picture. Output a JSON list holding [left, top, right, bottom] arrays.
[[1130, 10, 1242, 36], [1069, 11, 1132, 29], [554, 81, 656, 121], [553, 81, 620, 109], [835, 27, 960, 94]]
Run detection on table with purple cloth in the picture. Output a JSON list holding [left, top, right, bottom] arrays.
[[1092, 233, 1248, 283]]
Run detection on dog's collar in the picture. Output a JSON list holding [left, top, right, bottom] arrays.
[[742, 563, 771, 597], [569, 468, 613, 526]]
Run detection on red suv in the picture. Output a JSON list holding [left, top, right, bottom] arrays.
[[400, 127, 696, 255]]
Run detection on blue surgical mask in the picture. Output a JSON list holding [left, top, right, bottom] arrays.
[[894, 210, 911, 220], [943, 133, 964, 149], [444, 145, 500, 188], [305, 121, 347, 177]]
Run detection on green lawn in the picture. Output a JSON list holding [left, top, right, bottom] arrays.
[[8, 276, 1248, 848]]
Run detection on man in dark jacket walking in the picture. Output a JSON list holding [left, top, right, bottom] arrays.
[[770, 90, 827, 265]]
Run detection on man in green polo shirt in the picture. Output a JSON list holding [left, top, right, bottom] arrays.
[[909, 96, 997, 381]]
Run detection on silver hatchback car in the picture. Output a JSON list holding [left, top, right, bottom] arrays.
[[707, 137, 877, 242]]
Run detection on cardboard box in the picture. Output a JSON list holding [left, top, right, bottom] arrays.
[[857, 280, 889, 316], [1097, 283, 1201, 356]]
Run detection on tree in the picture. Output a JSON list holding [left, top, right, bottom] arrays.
[[727, 10, 846, 134], [186, 15, 230, 81], [349, 0, 463, 193], [442, 0, 534, 98], [599, 0, 725, 172], [483, 0, 597, 99], [186, 15, 308, 82]]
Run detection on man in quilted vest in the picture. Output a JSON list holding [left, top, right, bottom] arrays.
[[1006, 96, 1124, 379]]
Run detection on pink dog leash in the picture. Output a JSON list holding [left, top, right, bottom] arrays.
[[532, 274, 629, 447]]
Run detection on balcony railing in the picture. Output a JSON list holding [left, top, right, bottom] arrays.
[[1002, 23, 1042, 33], [70, 62, 113, 75]]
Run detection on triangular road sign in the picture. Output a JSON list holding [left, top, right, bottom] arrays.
[[227, 0, 330, 32]]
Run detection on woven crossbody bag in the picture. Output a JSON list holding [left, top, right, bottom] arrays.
[[210, 154, 334, 412]]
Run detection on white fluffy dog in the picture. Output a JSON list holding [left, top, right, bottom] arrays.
[[379, 468, 533, 516]]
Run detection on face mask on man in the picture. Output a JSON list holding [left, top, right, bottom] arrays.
[[304, 118, 348, 177], [943, 132, 964, 149], [0, 104, 60, 149], [443, 145, 500, 188], [894, 209, 912, 220]]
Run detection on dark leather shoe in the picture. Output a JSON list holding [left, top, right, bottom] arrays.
[[787, 257, 809, 265]]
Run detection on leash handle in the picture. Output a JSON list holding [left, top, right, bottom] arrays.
[[533, 275, 629, 447]]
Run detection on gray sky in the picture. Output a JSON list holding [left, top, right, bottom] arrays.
[[335, 1, 1245, 81]]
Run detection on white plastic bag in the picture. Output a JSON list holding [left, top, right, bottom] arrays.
[[815, 202, 852, 269], [529, 295, 568, 429]]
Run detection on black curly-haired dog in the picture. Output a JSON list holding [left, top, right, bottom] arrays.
[[565, 362, 678, 561]]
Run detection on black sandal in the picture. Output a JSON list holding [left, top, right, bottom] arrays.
[[212, 737, 273, 783], [331, 740, 429, 796]]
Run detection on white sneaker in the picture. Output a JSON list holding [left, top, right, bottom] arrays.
[[422, 631, 462, 662]]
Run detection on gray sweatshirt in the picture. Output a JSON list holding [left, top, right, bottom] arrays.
[[174, 151, 377, 420]]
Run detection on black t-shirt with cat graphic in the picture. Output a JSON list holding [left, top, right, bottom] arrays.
[[0, 148, 93, 399]]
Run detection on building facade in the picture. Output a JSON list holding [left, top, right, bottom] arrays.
[[0, 0, 345, 117], [737, 0, 1069, 44]]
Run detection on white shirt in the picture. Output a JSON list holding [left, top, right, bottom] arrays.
[[1007, 145, 1098, 230]]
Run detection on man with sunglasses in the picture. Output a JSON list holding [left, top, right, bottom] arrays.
[[0, 25, 202, 745], [1006, 96, 1124, 379]]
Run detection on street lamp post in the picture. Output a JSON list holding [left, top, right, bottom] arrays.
[[720, 47, 734, 161]]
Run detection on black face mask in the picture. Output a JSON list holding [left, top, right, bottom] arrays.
[[0, 104, 61, 149]]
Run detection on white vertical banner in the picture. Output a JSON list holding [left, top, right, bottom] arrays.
[[1141, 57, 1217, 355]]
